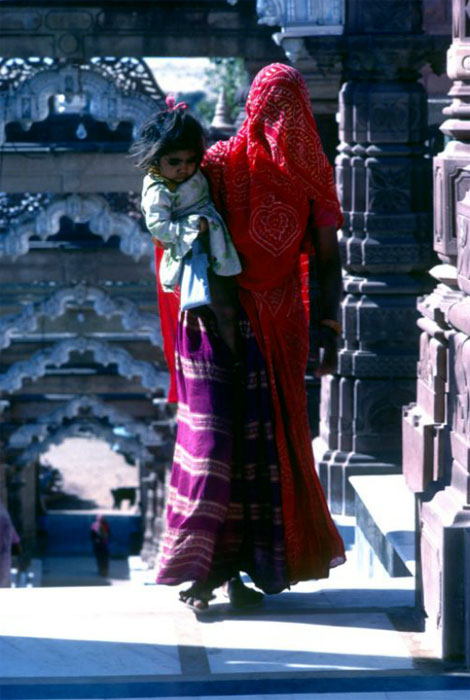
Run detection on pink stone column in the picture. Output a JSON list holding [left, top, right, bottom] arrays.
[[403, 0, 470, 660]]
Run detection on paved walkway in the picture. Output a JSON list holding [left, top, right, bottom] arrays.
[[1, 546, 470, 700]]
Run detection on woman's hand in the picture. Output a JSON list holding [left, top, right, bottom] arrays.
[[314, 326, 338, 377], [153, 239, 169, 250]]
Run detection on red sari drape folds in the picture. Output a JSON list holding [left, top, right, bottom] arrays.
[[158, 63, 345, 582]]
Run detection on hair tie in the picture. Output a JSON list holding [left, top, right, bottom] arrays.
[[165, 94, 188, 111]]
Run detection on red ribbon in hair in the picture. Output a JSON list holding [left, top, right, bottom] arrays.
[[165, 94, 188, 111]]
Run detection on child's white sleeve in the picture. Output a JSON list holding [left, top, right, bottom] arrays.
[[142, 183, 200, 258]]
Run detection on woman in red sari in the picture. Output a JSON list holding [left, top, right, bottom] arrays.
[[154, 63, 345, 611]]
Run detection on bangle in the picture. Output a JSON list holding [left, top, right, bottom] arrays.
[[320, 319, 342, 336]]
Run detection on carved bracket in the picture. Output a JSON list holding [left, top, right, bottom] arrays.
[[0, 336, 169, 395], [16, 420, 154, 466], [0, 283, 161, 350], [0, 194, 153, 261], [0, 60, 163, 144], [8, 394, 170, 449]]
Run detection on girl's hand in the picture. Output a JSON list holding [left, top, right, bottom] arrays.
[[199, 217, 209, 234], [314, 326, 338, 377]]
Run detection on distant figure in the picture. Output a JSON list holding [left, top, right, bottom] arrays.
[[0, 500, 21, 587], [90, 514, 111, 577], [110, 486, 136, 510]]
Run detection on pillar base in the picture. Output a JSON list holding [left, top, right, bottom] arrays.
[[420, 485, 470, 659], [314, 437, 400, 515]]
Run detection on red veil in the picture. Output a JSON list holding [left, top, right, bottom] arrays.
[[158, 63, 345, 581]]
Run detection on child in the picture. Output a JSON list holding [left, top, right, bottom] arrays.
[[133, 96, 242, 356]]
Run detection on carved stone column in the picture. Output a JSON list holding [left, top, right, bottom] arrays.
[[314, 1, 435, 514], [403, 0, 470, 659]]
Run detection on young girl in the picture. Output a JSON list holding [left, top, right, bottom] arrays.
[[133, 96, 242, 355]]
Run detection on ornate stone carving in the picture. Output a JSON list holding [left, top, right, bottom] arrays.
[[0, 283, 161, 350], [17, 420, 154, 467], [450, 332, 470, 444], [402, 403, 437, 492], [433, 157, 470, 264], [0, 194, 153, 261], [406, 0, 470, 660], [255, 0, 283, 26], [0, 337, 168, 394], [456, 186, 470, 293], [0, 58, 164, 143], [0, 193, 54, 232], [8, 394, 171, 449], [347, 0, 422, 34], [251, 0, 344, 61], [315, 3, 438, 515]]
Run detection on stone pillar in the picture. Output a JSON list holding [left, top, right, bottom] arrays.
[[315, 0, 434, 514], [403, 0, 470, 659], [140, 465, 168, 568]]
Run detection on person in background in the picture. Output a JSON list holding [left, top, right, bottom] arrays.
[[90, 514, 111, 577], [0, 499, 21, 588]]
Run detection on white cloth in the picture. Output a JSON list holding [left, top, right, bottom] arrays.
[[141, 169, 241, 291]]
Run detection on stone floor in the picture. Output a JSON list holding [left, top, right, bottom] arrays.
[[1, 543, 470, 700]]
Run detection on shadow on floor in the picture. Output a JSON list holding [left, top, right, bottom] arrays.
[[41, 555, 130, 587]]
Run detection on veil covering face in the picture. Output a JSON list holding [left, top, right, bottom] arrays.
[[157, 63, 345, 581], [202, 62, 343, 293]]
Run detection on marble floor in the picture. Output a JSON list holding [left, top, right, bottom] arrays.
[[1, 536, 469, 699]]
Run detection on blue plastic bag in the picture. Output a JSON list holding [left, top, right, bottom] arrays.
[[180, 239, 212, 310]]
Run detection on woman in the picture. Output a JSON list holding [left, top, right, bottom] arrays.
[[154, 63, 346, 611]]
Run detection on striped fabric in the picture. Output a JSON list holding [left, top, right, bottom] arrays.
[[156, 309, 288, 594]]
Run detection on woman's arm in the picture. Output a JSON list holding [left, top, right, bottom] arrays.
[[310, 224, 342, 377]]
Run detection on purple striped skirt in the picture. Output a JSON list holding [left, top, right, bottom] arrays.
[[155, 308, 288, 594]]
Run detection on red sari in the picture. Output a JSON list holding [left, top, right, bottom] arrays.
[[158, 63, 345, 582]]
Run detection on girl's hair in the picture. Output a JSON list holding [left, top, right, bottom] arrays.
[[130, 107, 206, 170]]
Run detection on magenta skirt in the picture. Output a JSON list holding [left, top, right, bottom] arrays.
[[155, 308, 288, 593]]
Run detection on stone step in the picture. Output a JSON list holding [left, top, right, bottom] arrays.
[[2, 675, 470, 699], [0, 554, 433, 700], [350, 474, 416, 578]]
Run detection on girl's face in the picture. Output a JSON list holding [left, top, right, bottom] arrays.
[[158, 150, 198, 184]]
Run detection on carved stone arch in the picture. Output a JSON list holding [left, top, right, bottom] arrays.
[[1, 194, 153, 261], [0, 61, 163, 144], [0, 336, 168, 394], [8, 394, 168, 449], [16, 420, 153, 467], [0, 282, 162, 350]]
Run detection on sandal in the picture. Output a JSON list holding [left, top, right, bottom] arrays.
[[179, 584, 215, 614]]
